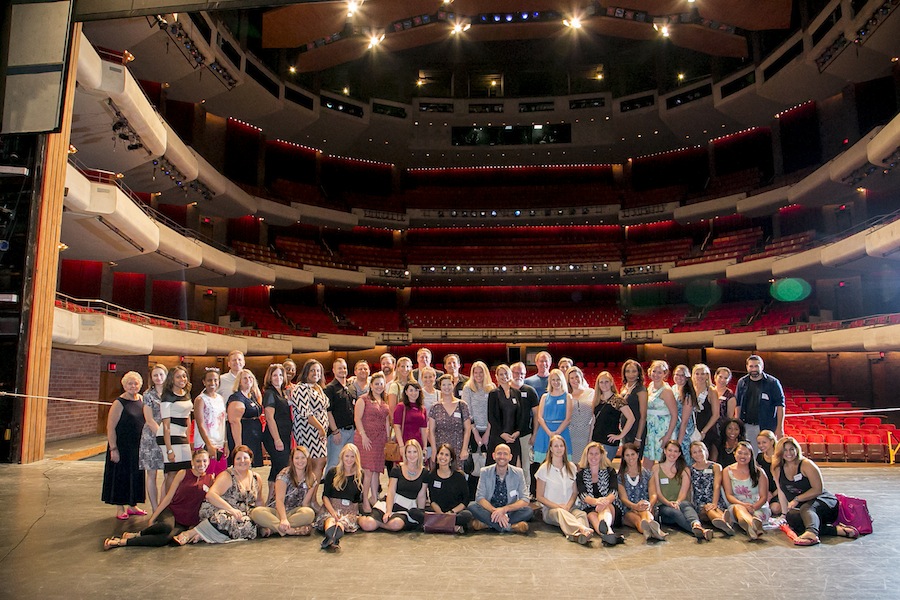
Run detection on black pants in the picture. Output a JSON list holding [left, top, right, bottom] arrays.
[[123, 517, 188, 547]]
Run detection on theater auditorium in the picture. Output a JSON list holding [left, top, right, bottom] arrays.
[[0, 1, 899, 597]]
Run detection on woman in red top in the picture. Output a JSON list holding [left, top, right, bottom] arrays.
[[103, 449, 215, 548]]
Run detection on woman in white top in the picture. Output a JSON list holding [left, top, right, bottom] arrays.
[[419, 367, 439, 415], [387, 357, 414, 413], [535, 434, 594, 544], [461, 361, 494, 456], [566, 366, 595, 462], [193, 368, 228, 476]]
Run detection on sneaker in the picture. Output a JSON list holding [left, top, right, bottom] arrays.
[[509, 522, 529, 534]]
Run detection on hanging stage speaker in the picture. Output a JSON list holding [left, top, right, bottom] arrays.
[[0, 1, 73, 134]]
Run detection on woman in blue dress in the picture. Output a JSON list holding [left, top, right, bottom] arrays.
[[532, 369, 573, 462], [643, 360, 678, 471]]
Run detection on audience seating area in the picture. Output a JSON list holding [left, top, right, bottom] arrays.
[[676, 227, 763, 266], [405, 306, 623, 329], [624, 238, 693, 266], [275, 237, 357, 270], [233, 241, 300, 268], [743, 230, 816, 261]]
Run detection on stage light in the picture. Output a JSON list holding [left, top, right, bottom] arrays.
[[368, 33, 384, 48], [563, 17, 582, 28], [289, 66, 296, 74]]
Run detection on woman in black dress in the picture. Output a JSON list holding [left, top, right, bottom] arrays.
[[487, 364, 523, 464], [373, 439, 429, 531], [226, 369, 264, 467], [619, 360, 648, 457], [262, 363, 292, 502], [425, 443, 473, 532], [691, 364, 720, 457], [101, 371, 147, 520], [592, 371, 635, 460]]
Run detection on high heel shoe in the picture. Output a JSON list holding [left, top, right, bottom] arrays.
[[321, 525, 337, 550]]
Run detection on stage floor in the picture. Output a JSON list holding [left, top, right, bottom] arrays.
[[0, 445, 898, 599]]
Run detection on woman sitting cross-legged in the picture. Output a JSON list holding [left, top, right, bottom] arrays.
[[616, 443, 666, 541], [687, 440, 735, 536], [316, 443, 379, 550], [652, 440, 714, 541], [535, 435, 595, 545], [250, 445, 318, 536], [424, 443, 473, 532], [103, 448, 214, 549], [373, 439, 429, 531], [193, 445, 266, 543], [722, 441, 770, 540], [575, 442, 624, 546]]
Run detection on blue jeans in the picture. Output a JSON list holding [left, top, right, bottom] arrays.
[[325, 427, 355, 474], [658, 501, 700, 533], [467, 501, 534, 531]]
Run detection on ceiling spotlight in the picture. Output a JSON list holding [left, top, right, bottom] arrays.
[[677, 72, 685, 81], [416, 79, 425, 86], [563, 17, 582, 29], [347, 0, 362, 17], [368, 33, 384, 48], [342, 86, 350, 95], [288, 66, 297, 74], [451, 21, 470, 34]]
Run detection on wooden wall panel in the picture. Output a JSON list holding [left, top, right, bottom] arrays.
[[19, 24, 81, 463]]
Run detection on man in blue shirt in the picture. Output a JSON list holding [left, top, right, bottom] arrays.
[[468, 444, 533, 533], [735, 355, 785, 453], [524, 351, 552, 399]]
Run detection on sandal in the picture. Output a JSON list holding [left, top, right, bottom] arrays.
[[837, 524, 860, 539], [115, 513, 129, 521], [126, 507, 147, 517], [103, 537, 122, 550], [174, 532, 190, 546], [121, 532, 139, 541], [794, 533, 820, 546]]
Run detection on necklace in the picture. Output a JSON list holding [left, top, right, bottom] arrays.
[[626, 472, 640, 486]]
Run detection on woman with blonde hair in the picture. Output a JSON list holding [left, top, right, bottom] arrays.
[[462, 361, 495, 459], [576, 442, 623, 545], [535, 435, 594, 544], [226, 368, 263, 467], [317, 443, 378, 549], [592, 371, 635, 461], [373, 439, 428, 531], [533, 369, 573, 462], [387, 356, 414, 413], [250, 445, 317, 536], [691, 364, 720, 457], [102, 371, 147, 519], [291, 359, 329, 478]]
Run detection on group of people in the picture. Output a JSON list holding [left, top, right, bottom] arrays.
[[101, 350, 861, 549]]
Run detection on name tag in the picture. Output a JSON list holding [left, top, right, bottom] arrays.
[[761, 393, 769, 400], [703, 469, 712, 474], [453, 412, 461, 418], [342, 499, 351, 506], [792, 473, 803, 482], [509, 490, 518, 498], [660, 477, 669, 484], [557, 399, 565, 405], [432, 481, 442, 489], [512, 398, 517, 405]]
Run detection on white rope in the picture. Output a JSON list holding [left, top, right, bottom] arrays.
[[0, 391, 113, 406], [786, 407, 900, 418]]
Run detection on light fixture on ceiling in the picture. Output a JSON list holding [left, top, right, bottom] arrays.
[[451, 21, 471, 34], [368, 33, 384, 48], [347, 1, 362, 17], [563, 17, 582, 29]]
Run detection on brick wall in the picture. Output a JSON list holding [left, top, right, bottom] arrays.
[[46, 350, 150, 442]]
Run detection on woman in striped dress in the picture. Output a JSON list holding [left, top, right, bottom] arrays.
[[157, 365, 194, 494], [291, 359, 329, 480]]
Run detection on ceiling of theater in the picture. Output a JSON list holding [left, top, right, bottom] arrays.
[[259, 0, 793, 72]]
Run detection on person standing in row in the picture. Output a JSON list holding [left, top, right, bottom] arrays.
[[620, 360, 648, 460], [735, 355, 785, 453], [103, 371, 147, 520], [292, 359, 329, 479], [217, 350, 244, 398], [159, 365, 194, 491], [193, 368, 227, 476], [262, 363, 292, 502], [139, 364, 167, 513], [226, 369, 263, 468], [325, 358, 356, 474]]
